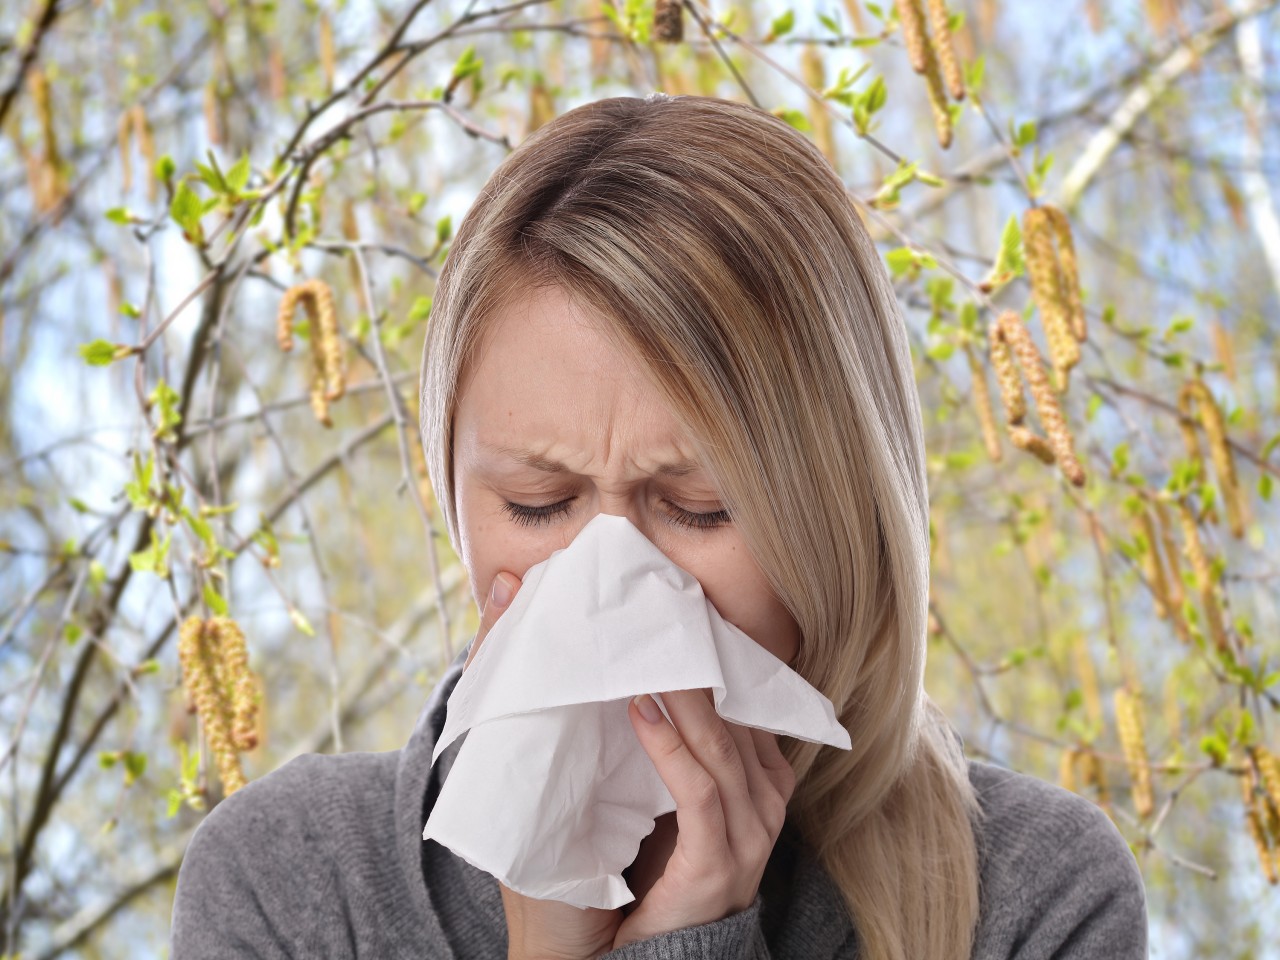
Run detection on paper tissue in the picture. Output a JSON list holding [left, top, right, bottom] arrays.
[[422, 512, 851, 910]]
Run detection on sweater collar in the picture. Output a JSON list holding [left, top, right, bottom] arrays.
[[395, 642, 508, 944]]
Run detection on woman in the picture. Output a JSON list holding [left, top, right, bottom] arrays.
[[171, 94, 1147, 959]]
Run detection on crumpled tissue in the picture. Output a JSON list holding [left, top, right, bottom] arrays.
[[422, 512, 851, 909]]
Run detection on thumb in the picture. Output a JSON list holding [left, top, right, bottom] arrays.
[[464, 571, 520, 671]]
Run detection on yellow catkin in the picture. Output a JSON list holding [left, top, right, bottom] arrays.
[[1255, 746, 1280, 823], [997, 311, 1086, 486], [965, 341, 1002, 462], [1134, 507, 1171, 620], [1059, 746, 1079, 793], [1175, 500, 1229, 654], [269, 40, 287, 101], [895, 0, 952, 147], [1073, 633, 1104, 732], [988, 319, 1025, 425], [654, 0, 683, 42], [319, 13, 336, 91], [1242, 766, 1279, 885], [1114, 685, 1154, 818], [1009, 425, 1055, 465], [276, 284, 304, 352], [118, 111, 133, 194], [178, 617, 247, 795], [1022, 207, 1080, 390], [1211, 319, 1237, 382], [1081, 748, 1110, 807], [1180, 380, 1245, 539], [210, 618, 259, 752], [1153, 500, 1186, 627], [801, 45, 836, 165], [528, 81, 555, 136], [277, 280, 345, 426], [1175, 380, 1205, 470], [132, 105, 156, 203], [895, 0, 929, 72], [925, 0, 965, 100], [1043, 205, 1087, 343], [204, 80, 221, 145]]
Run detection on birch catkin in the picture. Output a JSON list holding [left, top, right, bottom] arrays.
[[926, 0, 965, 100], [178, 616, 259, 796], [1114, 684, 1154, 818], [654, 0, 683, 42], [277, 279, 346, 427], [1023, 206, 1079, 391], [989, 319, 1025, 425], [1176, 500, 1229, 654], [1242, 764, 1279, 885], [1044, 205, 1087, 342], [1179, 380, 1245, 539], [965, 341, 1002, 461], [1134, 506, 1172, 620], [894, 0, 954, 148], [996, 311, 1086, 486]]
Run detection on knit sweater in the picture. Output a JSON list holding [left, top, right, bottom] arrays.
[[170, 645, 1148, 958]]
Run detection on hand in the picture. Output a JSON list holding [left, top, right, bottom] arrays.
[[466, 572, 796, 959], [468, 572, 621, 960], [611, 689, 795, 949]]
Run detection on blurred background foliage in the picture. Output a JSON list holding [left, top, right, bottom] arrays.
[[1, 0, 1278, 955]]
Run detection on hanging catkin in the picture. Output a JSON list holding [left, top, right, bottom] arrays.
[[994, 311, 1086, 486], [988, 318, 1025, 424], [1241, 763, 1279, 885], [925, 0, 965, 100], [277, 279, 346, 427], [1178, 380, 1245, 539], [965, 341, 1002, 461], [1175, 500, 1229, 654], [1044, 205, 1087, 342], [179, 616, 260, 796], [894, 0, 955, 148], [1114, 684, 1154, 818], [1134, 506, 1172, 620], [1022, 206, 1079, 392]]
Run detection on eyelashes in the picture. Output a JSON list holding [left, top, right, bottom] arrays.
[[500, 497, 731, 531]]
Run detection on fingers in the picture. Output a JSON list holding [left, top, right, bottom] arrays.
[[630, 689, 786, 867], [464, 571, 520, 672]]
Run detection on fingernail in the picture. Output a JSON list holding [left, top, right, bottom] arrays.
[[633, 694, 663, 724], [491, 574, 514, 608]]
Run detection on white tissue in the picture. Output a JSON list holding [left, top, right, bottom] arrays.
[[422, 513, 851, 910]]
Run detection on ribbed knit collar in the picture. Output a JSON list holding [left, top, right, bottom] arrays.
[[394, 643, 509, 946]]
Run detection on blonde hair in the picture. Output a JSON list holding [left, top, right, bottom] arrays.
[[419, 94, 982, 960]]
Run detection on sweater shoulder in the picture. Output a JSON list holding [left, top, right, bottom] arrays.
[[171, 750, 402, 957], [967, 759, 1148, 958]]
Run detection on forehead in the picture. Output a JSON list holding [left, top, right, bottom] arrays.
[[453, 286, 704, 476]]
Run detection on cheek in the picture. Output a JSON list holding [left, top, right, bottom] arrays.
[[696, 554, 800, 665]]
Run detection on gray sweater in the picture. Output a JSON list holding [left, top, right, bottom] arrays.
[[170, 646, 1148, 958]]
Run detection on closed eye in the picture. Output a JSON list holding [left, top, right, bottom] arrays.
[[500, 497, 730, 531]]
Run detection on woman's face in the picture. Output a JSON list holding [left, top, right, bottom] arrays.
[[451, 284, 801, 666]]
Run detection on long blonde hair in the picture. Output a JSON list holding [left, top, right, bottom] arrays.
[[419, 94, 982, 960]]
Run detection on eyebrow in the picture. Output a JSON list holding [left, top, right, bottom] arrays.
[[480, 443, 705, 478]]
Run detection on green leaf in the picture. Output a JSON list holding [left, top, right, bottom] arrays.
[[225, 153, 251, 194], [1259, 473, 1273, 502], [148, 378, 182, 442], [129, 529, 172, 579], [170, 180, 205, 244], [203, 582, 229, 616], [435, 215, 452, 245], [123, 751, 147, 786], [166, 788, 184, 818], [290, 607, 316, 637], [767, 9, 795, 39], [79, 339, 130, 366]]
